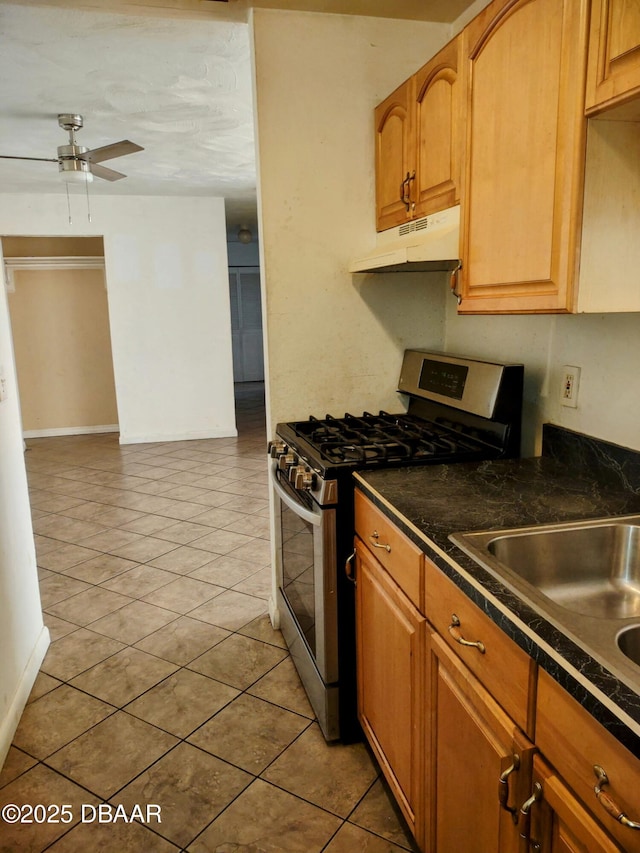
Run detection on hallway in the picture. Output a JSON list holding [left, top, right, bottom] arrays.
[[0, 384, 415, 852]]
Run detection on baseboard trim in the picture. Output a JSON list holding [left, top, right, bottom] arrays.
[[119, 427, 238, 445], [0, 626, 50, 771], [23, 425, 119, 439]]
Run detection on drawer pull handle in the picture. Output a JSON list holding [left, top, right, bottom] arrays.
[[370, 531, 391, 553], [345, 552, 356, 584], [593, 765, 640, 830], [448, 614, 486, 653], [519, 783, 543, 843], [498, 753, 520, 823]]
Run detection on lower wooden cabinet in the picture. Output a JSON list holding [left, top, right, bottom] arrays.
[[535, 669, 640, 852], [426, 631, 534, 853], [353, 492, 639, 853], [354, 539, 426, 841], [524, 755, 622, 853]]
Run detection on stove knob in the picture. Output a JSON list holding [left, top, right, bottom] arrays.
[[278, 451, 297, 471], [288, 465, 316, 490], [268, 439, 287, 458], [288, 464, 304, 485], [297, 468, 317, 490]]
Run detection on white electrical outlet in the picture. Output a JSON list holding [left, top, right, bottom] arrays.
[[561, 365, 581, 408]]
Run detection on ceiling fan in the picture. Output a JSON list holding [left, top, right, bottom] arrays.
[[0, 114, 144, 182]]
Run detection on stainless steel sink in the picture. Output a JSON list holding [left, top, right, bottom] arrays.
[[484, 521, 640, 619], [618, 625, 640, 667], [450, 515, 640, 691]]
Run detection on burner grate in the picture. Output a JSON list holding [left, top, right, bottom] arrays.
[[294, 411, 489, 465]]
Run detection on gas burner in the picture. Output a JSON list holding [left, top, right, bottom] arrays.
[[320, 440, 414, 464], [292, 409, 489, 466]]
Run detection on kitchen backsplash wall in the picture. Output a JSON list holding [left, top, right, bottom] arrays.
[[443, 292, 640, 456]]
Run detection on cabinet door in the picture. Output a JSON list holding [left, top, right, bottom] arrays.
[[586, 0, 640, 116], [459, 0, 589, 313], [375, 78, 416, 232], [427, 631, 534, 853], [524, 756, 623, 852], [413, 35, 464, 219], [536, 669, 640, 852], [355, 539, 425, 841]]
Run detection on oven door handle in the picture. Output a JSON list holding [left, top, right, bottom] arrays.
[[270, 461, 322, 527]]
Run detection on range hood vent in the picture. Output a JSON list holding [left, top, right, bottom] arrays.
[[349, 204, 460, 274]]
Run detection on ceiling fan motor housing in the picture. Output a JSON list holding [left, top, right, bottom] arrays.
[[57, 115, 93, 179]]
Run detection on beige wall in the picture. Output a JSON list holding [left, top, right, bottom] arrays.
[[444, 298, 640, 457], [8, 266, 118, 434], [251, 10, 450, 430]]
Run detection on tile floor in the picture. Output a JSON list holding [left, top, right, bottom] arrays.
[[0, 383, 416, 853]]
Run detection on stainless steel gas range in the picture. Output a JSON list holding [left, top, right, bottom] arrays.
[[268, 350, 524, 741]]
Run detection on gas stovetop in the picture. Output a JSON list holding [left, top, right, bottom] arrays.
[[288, 411, 495, 467], [269, 351, 524, 496]]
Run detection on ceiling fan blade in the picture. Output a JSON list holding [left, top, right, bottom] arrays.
[[0, 155, 58, 162], [90, 162, 127, 181], [81, 140, 143, 164]]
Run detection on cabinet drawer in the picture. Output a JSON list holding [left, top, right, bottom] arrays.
[[536, 669, 640, 852], [424, 560, 535, 735], [354, 491, 423, 610]]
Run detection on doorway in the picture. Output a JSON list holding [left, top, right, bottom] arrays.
[[2, 235, 119, 437], [229, 266, 264, 384]]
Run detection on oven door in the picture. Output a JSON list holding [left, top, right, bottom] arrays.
[[270, 460, 339, 738]]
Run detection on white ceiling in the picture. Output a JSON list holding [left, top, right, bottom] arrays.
[[0, 0, 476, 235]]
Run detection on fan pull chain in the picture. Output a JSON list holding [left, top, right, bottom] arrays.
[[65, 183, 72, 225], [85, 174, 92, 223]]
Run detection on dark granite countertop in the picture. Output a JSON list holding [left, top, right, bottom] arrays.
[[353, 425, 640, 759]]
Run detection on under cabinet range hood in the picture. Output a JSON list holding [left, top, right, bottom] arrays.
[[349, 204, 460, 274]]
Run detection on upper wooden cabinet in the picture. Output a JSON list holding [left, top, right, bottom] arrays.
[[586, 0, 640, 116], [371, 0, 640, 313], [413, 36, 464, 221], [374, 36, 463, 232], [458, 0, 590, 313], [375, 78, 415, 232]]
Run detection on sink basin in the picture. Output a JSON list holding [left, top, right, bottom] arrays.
[[618, 625, 640, 667], [484, 522, 640, 619], [449, 515, 640, 691]]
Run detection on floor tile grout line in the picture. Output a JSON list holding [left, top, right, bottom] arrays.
[[37, 528, 270, 574], [38, 620, 300, 734]]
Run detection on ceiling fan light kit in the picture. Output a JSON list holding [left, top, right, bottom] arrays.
[[59, 157, 94, 183]]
